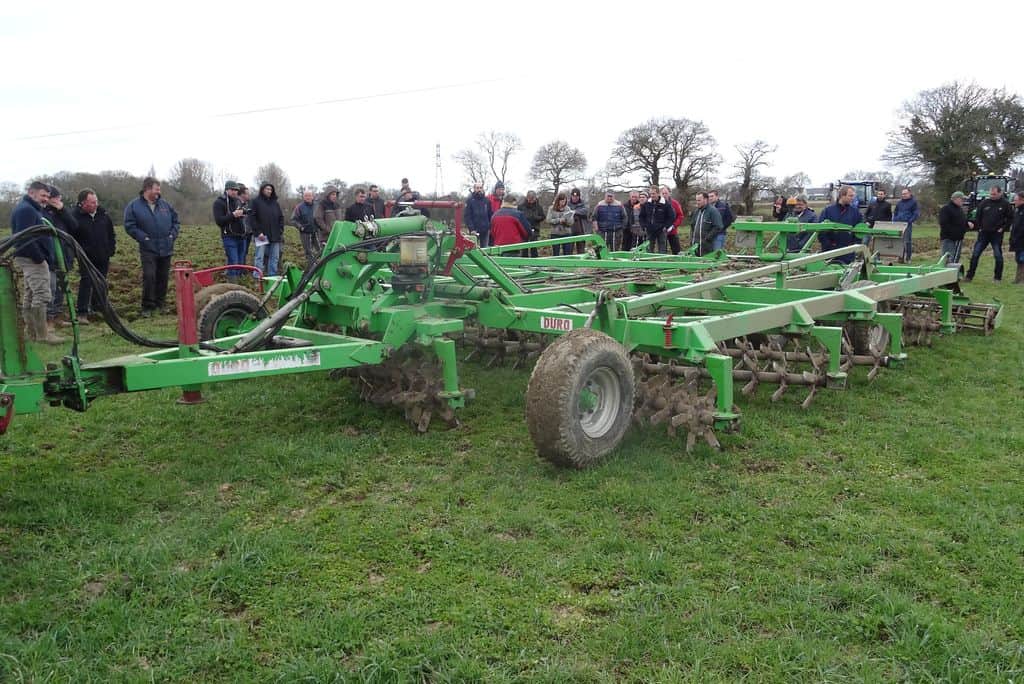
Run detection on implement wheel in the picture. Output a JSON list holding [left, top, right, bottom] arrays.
[[525, 329, 634, 469], [195, 283, 249, 315], [198, 290, 266, 341], [846, 280, 890, 355]]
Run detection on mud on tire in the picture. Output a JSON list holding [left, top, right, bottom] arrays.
[[194, 283, 249, 315], [525, 329, 634, 469]]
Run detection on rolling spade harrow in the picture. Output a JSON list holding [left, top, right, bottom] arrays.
[[0, 205, 1002, 468]]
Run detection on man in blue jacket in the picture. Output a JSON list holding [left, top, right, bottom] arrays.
[[893, 187, 920, 263], [817, 185, 861, 264], [463, 182, 493, 247], [11, 181, 64, 343], [786, 194, 818, 252], [124, 177, 179, 316]]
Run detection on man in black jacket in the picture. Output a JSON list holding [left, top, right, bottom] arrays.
[[1010, 190, 1024, 284], [367, 185, 386, 219], [42, 186, 78, 324], [966, 185, 1014, 282], [212, 181, 247, 280], [71, 189, 116, 323], [639, 185, 676, 253], [937, 191, 971, 265], [344, 188, 370, 222], [865, 188, 893, 227]]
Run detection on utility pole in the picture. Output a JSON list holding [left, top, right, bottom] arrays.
[[434, 142, 444, 198]]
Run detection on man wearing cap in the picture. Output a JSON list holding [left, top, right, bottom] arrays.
[[11, 182, 64, 343], [314, 186, 341, 248], [41, 186, 78, 324], [487, 181, 506, 214], [489, 194, 531, 247], [213, 181, 248, 280], [938, 191, 971, 265], [591, 190, 627, 251]]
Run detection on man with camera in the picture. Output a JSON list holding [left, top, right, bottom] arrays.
[[212, 180, 248, 280]]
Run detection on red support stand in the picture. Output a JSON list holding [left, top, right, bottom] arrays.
[[173, 262, 206, 405]]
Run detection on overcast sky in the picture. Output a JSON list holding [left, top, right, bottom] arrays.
[[3, 0, 1020, 197]]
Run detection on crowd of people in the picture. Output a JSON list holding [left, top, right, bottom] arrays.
[[9, 175, 1024, 344]]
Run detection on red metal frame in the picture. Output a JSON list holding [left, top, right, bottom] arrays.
[[172, 261, 205, 404], [192, 264, 264, 290]]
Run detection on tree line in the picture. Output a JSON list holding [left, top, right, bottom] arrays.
[[3, 81, 1022, 227]]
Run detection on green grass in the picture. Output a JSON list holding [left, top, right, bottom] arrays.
[[1, 227, 1023, 681]]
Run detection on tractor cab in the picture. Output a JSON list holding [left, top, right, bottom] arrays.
[[964, 175, 1016, 216]]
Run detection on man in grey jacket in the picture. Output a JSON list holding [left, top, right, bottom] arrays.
[[689, 192, 724, 256]]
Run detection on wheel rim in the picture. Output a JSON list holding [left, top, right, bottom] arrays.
[[212, 307, 251, 338], [578, 367, 621, 439], [867, 325, 888, 354]]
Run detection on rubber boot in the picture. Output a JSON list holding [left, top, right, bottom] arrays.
[[20, 307, 39, 342], [33, 306, 65, 345]]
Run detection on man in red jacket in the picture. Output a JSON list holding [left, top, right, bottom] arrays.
[[661, 186, 685, 254], [489, 195, 531, 246]]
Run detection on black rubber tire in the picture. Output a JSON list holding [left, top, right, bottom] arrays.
[[195, 283, 249, 315], [846, 280, 890, 355], [525, 329, 635, 469], [197, 290, 266, 341]]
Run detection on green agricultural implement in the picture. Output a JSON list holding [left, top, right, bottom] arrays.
[[0, 205, 1002, 467]]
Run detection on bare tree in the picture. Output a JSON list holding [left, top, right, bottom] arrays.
[[883, 81, 1024, 196], [607, 118, 675, 187], [476, 131, 522, 186], [732, 141, 776, 214], [168, 157, 215, 198], [452, 148, 489, 187], [775, 172, 812, 197], [529, 140, 587, 195], [254, 162, 291, 198], [664, 118, 718, 200]]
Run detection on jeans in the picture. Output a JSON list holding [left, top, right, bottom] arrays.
[[254, 241, 282, 277], [646, 228, 667, 254], [476, 228, 490, 248], [967, 231, 1004, 280], [48, 270, 65, 319], [222, 236, 247, 277], [76, 256, 109, 315], [903, 222, 914, 261], [140, 252, 171, 311], [712, 232, 726, 251], [552, 239, 573, 256], [598, 229, 621, 252], [939, 238, 963, 264], [1017, 249, 1024, 266]]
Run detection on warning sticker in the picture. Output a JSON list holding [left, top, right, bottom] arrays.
[[208, 351, 321, 377]]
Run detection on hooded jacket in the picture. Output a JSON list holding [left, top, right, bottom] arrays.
[[11, 194, 51, 264], [124, 192, 179, 257], [251, 183, 285, 242], [71, 204, 116, 263], [1010, 204, 1024, 252], [314, 186, 341, 240], [714, 199, 734, 229], [938, 201, 970, 242], [213, 192, 246, 237], [893, 196, 920, 225], [463, 190, 493, 232], [518, 197, 546, 237]]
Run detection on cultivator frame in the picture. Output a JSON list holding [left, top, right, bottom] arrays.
[[0, 206, 1002, 467]]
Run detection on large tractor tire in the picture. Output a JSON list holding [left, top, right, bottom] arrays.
[[198, 290, 266, 341], [194, 283, 249, 315], [525, 329, 635, 469]]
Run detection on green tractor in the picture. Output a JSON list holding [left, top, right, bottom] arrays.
[[963, 174, 1016, 218]]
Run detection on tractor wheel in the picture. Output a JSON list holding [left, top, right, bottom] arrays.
[[525, 329, 634, 469], [194, 283, 249, 315], [845, 280, 890, 356], [198, 290, 266, 341]]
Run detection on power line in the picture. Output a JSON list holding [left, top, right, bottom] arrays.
[[11, 78, 503, 143]]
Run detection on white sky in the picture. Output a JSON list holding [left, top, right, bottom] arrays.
[[2, 0, 1019, 196]]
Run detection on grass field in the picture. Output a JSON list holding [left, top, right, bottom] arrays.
[[1, 225, 1023, 681]]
